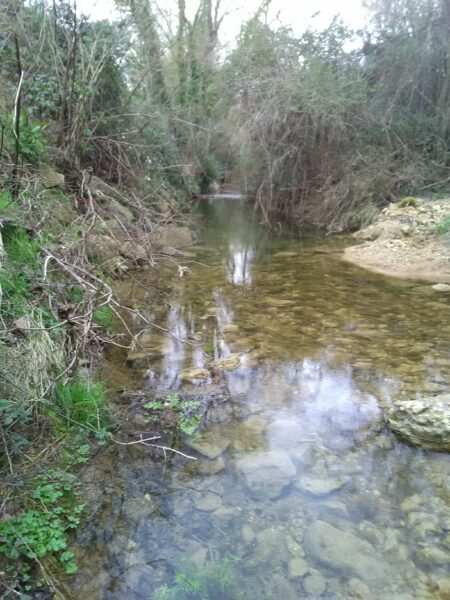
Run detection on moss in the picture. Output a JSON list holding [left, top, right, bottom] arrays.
[[399, 197, 419, 208]]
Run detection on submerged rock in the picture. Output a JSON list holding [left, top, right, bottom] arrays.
[[432, 283, 450, 292], [271, 573, 297, 600], [193, 491, 222, 512], [272, 251, 299, 258], [348, 578, 371, 599], [222, 323, 240, 334], [387, 395, 450, 451], [288, 557, 309, 579], [303, 573, 327, 596], [196, 456, 226, 475], [295, 474, 349, 497], [256, 527, 288, 560], [241, 523, 256, 544], [304, 521, 390, 585], [181, 367, 210, 382], [266, 298, 296, 308], [212, 354, 242, 371], [187, 432, 230, 459], [236, 450, 296, 500], [157, 226, 194, 249], [126, 349, 164, 366]]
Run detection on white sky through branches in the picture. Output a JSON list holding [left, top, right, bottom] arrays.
[[76, 0, 367, 44]]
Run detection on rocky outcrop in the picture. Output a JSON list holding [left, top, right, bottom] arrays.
[[387, 395, 450, 451], [343, 197, 450, 283]]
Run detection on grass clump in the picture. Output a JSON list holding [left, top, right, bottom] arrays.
[[54, 379, 109, 436], [0, 226, 41, 317]]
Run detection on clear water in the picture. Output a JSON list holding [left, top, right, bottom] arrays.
[[71, 199, 450, 599]]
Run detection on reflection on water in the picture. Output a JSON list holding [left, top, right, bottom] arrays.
[[227, 243, 253, 285], [73, 199, 450, 599]]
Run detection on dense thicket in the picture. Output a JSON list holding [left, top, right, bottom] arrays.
[[1, 0, 449, 224], [222, 0, 450, 229]]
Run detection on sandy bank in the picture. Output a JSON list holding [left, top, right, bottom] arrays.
[[342, 198, 450, 284]]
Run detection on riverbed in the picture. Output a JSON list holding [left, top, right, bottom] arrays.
[[71, 198, 450, 599]]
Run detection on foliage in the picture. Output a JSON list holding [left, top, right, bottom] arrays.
[[198, 154, 223, 192], [92, 305, 115, 331], [144, 392, 201, 436], [221, 2, 450, 229], [0, 446, 90, 592]]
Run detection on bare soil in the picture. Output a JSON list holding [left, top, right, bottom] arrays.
[[342, 198, 450, 283]]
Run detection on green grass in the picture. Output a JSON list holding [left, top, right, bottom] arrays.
[[0, 227, 41, 318], [0, 190, 17, 216], [54, 379, 109, 434], [92, 305, 115, 330], [3, 226, 40, 267], [436, 215, 450, 234]]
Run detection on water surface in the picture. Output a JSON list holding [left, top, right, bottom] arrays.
[[73, 199, 450, 599]]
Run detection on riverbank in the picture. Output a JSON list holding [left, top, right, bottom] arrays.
[[0, 168, 194, 597], [342, 197, 450, 284]]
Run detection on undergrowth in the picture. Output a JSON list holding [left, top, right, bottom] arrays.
[[0, 226, 41, 317], [0, 445, 90, 596], [0, 195, 116, 597], [144, 392, 201, 437]]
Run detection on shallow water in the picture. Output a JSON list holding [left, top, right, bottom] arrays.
[[72, 199, 450, 599]]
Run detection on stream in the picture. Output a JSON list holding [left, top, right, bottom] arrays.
[[72, 198, 450, 599]]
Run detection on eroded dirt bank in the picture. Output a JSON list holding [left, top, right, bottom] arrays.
[[343, 198, 450, 284]]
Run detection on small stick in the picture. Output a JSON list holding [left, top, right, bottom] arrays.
[[113, 435, 197, 460], [113, 435, 161, 445]]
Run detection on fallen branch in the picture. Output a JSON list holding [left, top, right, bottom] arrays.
[[113, 434, 197, 459]]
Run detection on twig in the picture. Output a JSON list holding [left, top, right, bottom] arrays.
[[113, 434, 197, 459], [113, 435, 161, 445], [1, 430, 14, 475]]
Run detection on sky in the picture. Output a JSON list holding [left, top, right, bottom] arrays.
[[76, 0, 368, 42]]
